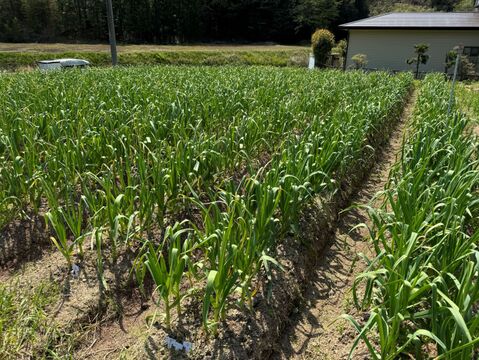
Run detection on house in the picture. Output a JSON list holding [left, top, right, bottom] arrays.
[[340, 5, 479, 74]]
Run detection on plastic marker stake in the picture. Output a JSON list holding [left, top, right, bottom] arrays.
[[71, 264, 80, 278], [308, 54, 315, 70], [183, 342, 193, 353], [165, 336, 193, 353]]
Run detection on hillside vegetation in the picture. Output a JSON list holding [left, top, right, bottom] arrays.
[[0, 0, 475, 45], [369, 0, 475, 14]]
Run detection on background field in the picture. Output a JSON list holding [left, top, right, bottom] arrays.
[[0, 43, 308, 53], [0, 43, 310, 70]]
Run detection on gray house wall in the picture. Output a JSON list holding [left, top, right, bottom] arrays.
[[345, 29, 479, 72]]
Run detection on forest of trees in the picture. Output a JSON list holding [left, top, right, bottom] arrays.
[[0, 0, 368, 43], [0, 0, 473, 44]]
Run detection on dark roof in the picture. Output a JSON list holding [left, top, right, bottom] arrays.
[[340, 12, 479, 30]]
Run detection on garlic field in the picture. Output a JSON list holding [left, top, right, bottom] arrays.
[[349, 75, 479, 360], [0, 67, 477, 359]]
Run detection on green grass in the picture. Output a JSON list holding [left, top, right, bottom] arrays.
[[0, 280, 66, 359], [0, 49, 310, 70], [457, 83, 479, 122]]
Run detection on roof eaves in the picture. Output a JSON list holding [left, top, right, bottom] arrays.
[[341, 26, 479, 30], [339, 12, 392, 28], [339, 12, 479, 29]]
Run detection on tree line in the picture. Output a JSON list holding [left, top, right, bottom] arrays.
[[0, 0, 368, 43], [0, 0, 469, 44]]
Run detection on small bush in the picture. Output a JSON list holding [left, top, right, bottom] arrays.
[[459, 55, 477, 80], [351, 53, 368, 69], [336, 39, 348, 58], [311, 29, 335, 68]]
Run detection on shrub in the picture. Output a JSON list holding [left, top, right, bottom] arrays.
[[351, 53, 368, 69], [444, 49, 457, 74], [444, 48, 477, 80], [459, 55, 477, 80], [311, 29, 335, 68], [336, 39, 348, 58]]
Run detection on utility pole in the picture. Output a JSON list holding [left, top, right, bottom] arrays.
[[105, 0, 118, 66]]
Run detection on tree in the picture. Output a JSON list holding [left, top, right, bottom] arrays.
[[293, 0, 339, 35], [21, 0, 61, 40], [311, 28, 335, 68], [121, 0, 152, 42], [0, 0, 372, 43], [336, 0, 368, 27], [431, 0, 455, 11], [0, 0, 26, 41], [444, 49, 457, 74], [407, 43, 429, 79]]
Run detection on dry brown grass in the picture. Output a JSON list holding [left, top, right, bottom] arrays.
[[0, 42, 308, 54]]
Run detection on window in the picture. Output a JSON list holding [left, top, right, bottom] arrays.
[[464, 47, 479, 57], [463, 46, 479, 71]]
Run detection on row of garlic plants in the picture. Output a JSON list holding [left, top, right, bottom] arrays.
[[0, 66, 412, 333], [349, 74, 479, 359], [0, 67, 337, 256], [0, 67, 351, 235], [130, 69, 412, 333]]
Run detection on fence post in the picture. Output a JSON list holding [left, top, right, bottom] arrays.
[[448, 45, 463, 115]]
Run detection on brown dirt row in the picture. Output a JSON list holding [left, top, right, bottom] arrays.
[[0, 214, 50, 274], [0, 217, 141, 358], [270, 89, 417, 360]]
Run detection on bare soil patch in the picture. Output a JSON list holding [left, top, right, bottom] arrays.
[[0, 214, 52, 272]]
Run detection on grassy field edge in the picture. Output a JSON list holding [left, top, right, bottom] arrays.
[[0, 49, 310, 70]]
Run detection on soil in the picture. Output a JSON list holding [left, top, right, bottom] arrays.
[[0, 226, 142, 356], [0, 213, 52, 272], [270, 89, 417, 360]]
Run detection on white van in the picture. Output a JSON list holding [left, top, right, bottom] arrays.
[[37, 58, 90, 70]]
